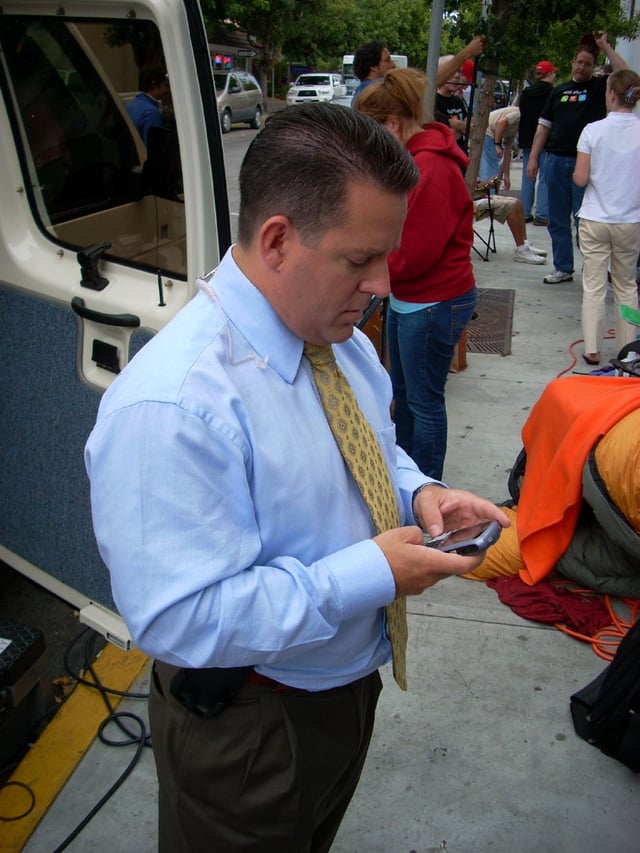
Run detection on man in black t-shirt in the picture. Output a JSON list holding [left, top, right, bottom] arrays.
[[527, 32, 627, 284], [434, 64, 469, 153]]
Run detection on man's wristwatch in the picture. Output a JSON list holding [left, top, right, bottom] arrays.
[[411, 482, 445, 524]]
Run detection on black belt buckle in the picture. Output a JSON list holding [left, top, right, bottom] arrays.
[[169, 666, 251, 718]]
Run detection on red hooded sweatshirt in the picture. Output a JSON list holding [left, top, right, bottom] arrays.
[[388, 122, 475, 303]]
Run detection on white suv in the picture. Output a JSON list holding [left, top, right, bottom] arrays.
[[286, 73, 347, 106]]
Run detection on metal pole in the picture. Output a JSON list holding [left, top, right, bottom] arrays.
[[424, 0, 445, 118]]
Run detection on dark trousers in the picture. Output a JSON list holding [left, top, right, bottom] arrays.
[[150, 661, 382, 852]]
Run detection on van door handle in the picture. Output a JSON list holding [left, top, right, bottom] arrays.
[[71, 297, 140, 327]]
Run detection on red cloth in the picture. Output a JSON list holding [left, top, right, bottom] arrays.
[[487, 575, 611, 636], [387, 123, 475, 304], [517, 376, 640, 585]]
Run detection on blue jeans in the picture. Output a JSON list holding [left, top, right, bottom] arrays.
[[546, 153, 585, 273], [387, 289, 477, 479], [478, 135, 501, 183], [521, 149, 549, 220]]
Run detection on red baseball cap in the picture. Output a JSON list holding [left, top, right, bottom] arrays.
[[536, 60, 558, 74], [460, 59, 475, 83]]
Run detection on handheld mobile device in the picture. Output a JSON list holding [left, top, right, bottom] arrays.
[[422, 519, 502, 555]]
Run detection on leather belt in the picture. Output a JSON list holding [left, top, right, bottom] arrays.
[[245, 670, 306, 693]]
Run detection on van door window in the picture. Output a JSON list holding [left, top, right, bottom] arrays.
[[0, 16, 186, 279]]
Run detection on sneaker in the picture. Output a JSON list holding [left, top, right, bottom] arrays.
[[524, 215, 533, 223], [514, 247, 545, 265], [543, 270, 573, 284], [527, 243, 548, 257], [533, 217, 549, 226]]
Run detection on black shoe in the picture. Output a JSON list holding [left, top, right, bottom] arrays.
[[524, 215, 533, 223], [533, 217, 548, 226]]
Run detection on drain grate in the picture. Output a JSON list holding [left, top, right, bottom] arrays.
[[466, 288, 515, 356]]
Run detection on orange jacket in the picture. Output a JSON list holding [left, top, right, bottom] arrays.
[[518, 376, 640, 585]]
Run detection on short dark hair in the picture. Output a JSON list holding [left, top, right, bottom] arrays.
[[353, 41, 387, 81], [237, 104, 419, 246], [138, 64, 167, 92], [575, 32, 598, 62]]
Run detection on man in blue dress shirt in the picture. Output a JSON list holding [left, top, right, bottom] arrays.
[[125, 64, 169, 146], [85, 104, 508, 852]]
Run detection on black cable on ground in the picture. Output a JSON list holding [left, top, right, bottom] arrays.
[[1, 626, 152, 847], [0, 780, 36, 821], [52, 712, 147, 853]]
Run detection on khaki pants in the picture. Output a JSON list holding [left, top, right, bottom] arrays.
[[150, 661, 382, 852], [579, 218, 640, 354]]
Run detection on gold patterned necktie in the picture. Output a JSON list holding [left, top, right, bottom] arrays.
[[304, 343, 408, 690]]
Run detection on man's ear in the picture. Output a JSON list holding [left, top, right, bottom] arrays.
[[258, 215, 297, 271]]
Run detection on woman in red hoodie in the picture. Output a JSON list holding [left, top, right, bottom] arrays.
[[356, 68, 476, 479]]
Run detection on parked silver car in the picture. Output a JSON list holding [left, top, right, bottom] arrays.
[[286, 73, 347, 106], [213, 70, 263, 133]]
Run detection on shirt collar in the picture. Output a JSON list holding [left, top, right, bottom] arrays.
[[204, 248, 304, 385]]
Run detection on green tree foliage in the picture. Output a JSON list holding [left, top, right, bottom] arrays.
[[202, 0, 319, 82], [202, 0, 639, 86], [201, 0, 449, 74], [448, 0, 640, 188], [451, 0, 639, 83]]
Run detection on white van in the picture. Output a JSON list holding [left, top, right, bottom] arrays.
[[0, 0, 386, 646], [0, 0, 230, 646]]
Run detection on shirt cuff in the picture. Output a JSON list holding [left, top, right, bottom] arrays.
[[324, 539, 397, 617]]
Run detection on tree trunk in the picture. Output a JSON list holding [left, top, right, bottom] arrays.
[[465, 67, 497, 193], [466, 0, 513, 192]]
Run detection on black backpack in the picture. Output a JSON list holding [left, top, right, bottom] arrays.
[[570, 619, 640, 772]]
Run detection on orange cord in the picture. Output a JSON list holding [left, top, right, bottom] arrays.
[[557, 330, 616, 378], [550, 581, 639, 661]]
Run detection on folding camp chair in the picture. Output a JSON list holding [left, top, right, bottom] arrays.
[[472, 177, 500, 262]]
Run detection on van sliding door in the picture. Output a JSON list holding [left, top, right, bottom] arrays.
[[0, 0, 229, 644]]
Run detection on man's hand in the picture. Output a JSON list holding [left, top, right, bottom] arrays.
[[594, 31, 609, 52], [593, 30, 628, 71], [412, 485, 510, 539], [467, 35, 485, 58], [373, 525, 489, 596], [527, 125, 550, 179], [374, 488, 510, 597]]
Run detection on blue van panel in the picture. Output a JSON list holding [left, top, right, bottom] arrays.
[[0, 285, 113, 608]]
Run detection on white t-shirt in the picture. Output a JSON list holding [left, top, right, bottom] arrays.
[[577, 111, 640, 223]]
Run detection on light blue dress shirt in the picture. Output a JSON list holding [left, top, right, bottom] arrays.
[[85, 249, 435, 689]]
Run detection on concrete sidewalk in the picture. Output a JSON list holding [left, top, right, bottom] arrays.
[[18, 161, 640, 853]]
